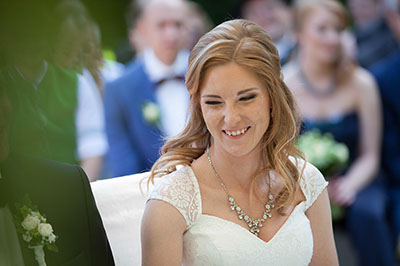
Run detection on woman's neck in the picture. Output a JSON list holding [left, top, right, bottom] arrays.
[[208, 145, 264, 191], [299, 50, 335, 78], [298, 51, 337, 97]]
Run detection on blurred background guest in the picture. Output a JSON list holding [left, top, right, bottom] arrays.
[[283, 0, 394, 265], [371, 0, 400, 258], [348, 0, 399, 69], [238, 0, 296, 66], [105, 0, 190, 177], [182, 1, 213, 51]]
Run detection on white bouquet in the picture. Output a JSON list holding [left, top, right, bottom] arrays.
[[297, 130, 349, 177], [297, 130, 349, 221]]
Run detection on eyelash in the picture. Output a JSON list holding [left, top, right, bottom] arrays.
[[205, 101, 222, 105], [239, 95, 256, 101], [204, 95, 256, 105]]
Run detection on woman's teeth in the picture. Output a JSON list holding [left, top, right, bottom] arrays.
[[224, 127, 248, 136]]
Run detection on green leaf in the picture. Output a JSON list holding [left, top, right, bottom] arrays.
[[46, 244, 59, 253]]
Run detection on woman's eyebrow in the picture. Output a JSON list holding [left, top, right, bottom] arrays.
[[201, 94, 221, 98], [201, 88, 260, 98], [237, 88, 259, 96]]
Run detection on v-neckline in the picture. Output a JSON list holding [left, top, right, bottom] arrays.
[[200, 201, 305, 245], [185, 165, 307, 245]]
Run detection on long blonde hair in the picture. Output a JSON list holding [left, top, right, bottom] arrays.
[[148, 19, 303, 210]]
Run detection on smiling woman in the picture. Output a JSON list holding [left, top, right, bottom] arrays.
[[141, 19, 338, 266]]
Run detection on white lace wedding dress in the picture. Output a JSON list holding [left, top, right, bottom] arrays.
[[149, 158, 327, 265]]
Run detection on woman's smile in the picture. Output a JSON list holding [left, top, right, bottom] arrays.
[[223, 126, 251, 138]]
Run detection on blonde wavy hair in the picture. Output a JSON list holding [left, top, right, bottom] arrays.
[[148, 19, 304, 210]]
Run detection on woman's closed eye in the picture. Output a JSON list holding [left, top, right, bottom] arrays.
[[239, 94, 256, 101], [205, 100, 222, 105]]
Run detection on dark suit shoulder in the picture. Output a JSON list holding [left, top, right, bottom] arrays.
[[0, 154, 115, 266], [4, 154, 83, 185], [372, 51, 400, 86]]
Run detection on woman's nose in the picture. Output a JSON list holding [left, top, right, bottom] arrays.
[[327, 29, 341, 45], [223, 104, 241, 126]]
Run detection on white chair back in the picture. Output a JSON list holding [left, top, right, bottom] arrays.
[[91, 172, 152, 266]]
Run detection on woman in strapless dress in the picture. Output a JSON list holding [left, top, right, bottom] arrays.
[[283, 0, 394, 265]]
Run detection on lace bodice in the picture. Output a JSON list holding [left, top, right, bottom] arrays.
[[149, 158, 328, 265]]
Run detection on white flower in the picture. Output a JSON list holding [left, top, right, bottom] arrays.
[[22, 215, 40, 231], [48, 233, 56, 243], [23, 233, 32, 242], [142, 102, 161, 125], [38, 223, 53, 237], [335, 144, 349, 164]]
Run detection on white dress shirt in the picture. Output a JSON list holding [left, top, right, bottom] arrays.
[[76, 69, 108, 160], [143, 49, 190, 138]]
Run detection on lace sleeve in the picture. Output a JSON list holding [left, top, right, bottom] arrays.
[[148, 166, 202, 230], [297, 159, 328, 211]]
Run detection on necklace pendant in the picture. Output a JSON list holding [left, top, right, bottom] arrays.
[[249, 225, 260, 235]]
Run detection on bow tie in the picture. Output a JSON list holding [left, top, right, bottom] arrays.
[[155, 75, 185, 87]]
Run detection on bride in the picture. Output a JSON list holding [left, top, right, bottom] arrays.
[[141, 19, 338, 265]]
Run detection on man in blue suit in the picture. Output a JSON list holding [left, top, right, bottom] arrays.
[[371, 0, 400, 257], [105, 0, 190, 177]]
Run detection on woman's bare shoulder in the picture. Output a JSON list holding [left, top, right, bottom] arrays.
[[282, 62, 303, 95], [348, 66, 378, 91]]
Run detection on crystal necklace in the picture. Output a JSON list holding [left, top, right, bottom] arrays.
[[206, 148, 275, 236], [299, 68, 336, 98]]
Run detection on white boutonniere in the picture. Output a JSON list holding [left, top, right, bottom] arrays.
[[13, 196, 58, 266], [141, 101, 161, 127]]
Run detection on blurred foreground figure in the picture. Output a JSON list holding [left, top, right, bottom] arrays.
[[105, 0, 190, 176], [1, 0, 107, 181], [0, 78, 114, 265]]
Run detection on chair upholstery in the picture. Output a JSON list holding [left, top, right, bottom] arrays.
[[91, 172, 152, 266]]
